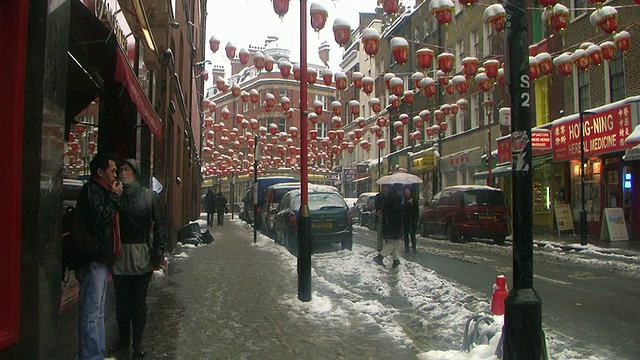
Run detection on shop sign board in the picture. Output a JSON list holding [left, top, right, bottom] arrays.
[[343, 168, 357, 184], [600, 208, 629, 241], [532, 129, 551, 150], [554, 204, 574, 232], [552, 104, 632, 162]]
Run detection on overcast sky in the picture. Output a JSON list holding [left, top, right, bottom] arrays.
[[202, 0, 384, 80]]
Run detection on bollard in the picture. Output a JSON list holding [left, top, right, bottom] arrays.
[[490, 275, 508, 315]]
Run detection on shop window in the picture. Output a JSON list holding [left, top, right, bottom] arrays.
[[570, 159, 601, 222]]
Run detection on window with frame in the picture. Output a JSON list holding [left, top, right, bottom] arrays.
[[316, 122, 328, 139], [470, 31, 480, 59], [471, 94, 480, 129], [278, 117, 287, 132], [482, 23, 493, 58], [572, 0, 588, 19], [455, 40, 465, 73], [535, 77, 549, 126], [279, 88, 287, 98], [243, 102, 248, 112], [577, 70, 590, 112], [609, 53, 625, 102]]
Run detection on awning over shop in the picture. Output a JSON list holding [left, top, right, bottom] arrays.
[[473, 165, 512, 180], [67, 0, 163, 139], [114, 47, 163, 139], [623, 146, 640, 161]]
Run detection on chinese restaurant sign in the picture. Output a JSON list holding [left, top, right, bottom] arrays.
[[552, 105, 631, 162]]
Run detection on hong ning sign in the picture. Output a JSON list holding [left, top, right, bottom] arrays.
[[552, 104, 632, 162]]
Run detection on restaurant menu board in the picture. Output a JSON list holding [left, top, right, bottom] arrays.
[[600, 208, 629, 242], [554, 204, 574, 232]]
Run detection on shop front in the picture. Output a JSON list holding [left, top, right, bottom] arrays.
[[551, 98, 639, 238], [409, 149, 438, 202], [440, 147, 484, 188]]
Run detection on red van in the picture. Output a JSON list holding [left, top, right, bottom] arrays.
[[419, 185, 511, 245]]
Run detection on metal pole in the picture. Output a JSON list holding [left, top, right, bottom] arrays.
[[577, 74, 588, 246], [297, 0, 312, 302], [503, 0, 545, 357], [487, 129, 492, 187], [253, 135, 259, 244]]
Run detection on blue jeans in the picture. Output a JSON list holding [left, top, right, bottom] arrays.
[[75, 262, 109, 360]]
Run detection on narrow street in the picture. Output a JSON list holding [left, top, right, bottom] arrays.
[[135, 215, 640, 359]]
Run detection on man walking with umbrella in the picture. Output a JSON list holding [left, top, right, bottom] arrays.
[[373, 183, 404, 268]]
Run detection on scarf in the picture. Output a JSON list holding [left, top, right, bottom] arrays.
[[93, 177, 123, 260]]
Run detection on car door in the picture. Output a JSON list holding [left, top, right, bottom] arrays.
[[273, 193, 290, 240], [422, 191, 440, 235], [434, 189, 453, 235]]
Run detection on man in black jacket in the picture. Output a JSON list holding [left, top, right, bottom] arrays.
[[373, 183, 404, 268], [75, 153, 122, 360]]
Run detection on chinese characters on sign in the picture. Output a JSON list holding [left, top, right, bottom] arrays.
[[552, 105, 631, 162]]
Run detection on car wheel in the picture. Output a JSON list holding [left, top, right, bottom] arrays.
[[493, 236, 506, 246], [446, 225, 461, 243], [341, 236, 353, 251]]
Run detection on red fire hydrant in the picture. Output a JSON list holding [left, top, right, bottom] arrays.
[[490, 275, 508, 315]]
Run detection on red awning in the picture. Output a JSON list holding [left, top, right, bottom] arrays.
[[114, 48, 163, 139]]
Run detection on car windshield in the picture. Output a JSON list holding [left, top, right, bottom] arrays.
[[291, 193, 347, 211], [274, 188, 297, 203], [463, 190, 505, 206]]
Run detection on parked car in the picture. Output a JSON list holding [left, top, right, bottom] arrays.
[[243, 176, 296, 226], [343, 197, 358, 211], [419, 185, 510, 245], [263, 183, 339, 236], [273, 188, 353, 254], [353, 192, 378, 225]]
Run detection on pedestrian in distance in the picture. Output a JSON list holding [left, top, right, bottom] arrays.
[[373, 183, 404, 269], [74, 153, 123, 360], [204, 187, 215, 227], [402, 187, 419, 253], [374, 185, 390, 252], [108, 159, 166, 358], [215, 189, 227, 226]]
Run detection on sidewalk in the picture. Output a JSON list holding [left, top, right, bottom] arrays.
[[139, 214, 418, 360], [524, 230, 640, 256]]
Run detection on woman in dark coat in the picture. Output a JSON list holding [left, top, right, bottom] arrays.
[[204, 187, 215, 226], [109, 159, 166, 357]]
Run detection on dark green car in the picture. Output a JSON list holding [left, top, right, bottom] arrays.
[[273, 188, 353, 254]]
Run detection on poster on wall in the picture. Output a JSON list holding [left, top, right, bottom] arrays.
[[600, 208, 629, 242], [554, 204, 574, 233]]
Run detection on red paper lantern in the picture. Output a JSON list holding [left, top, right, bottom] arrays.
[[377, 139, 386, 149], [586, 45, 603, 67], [390, 37, 410, 65], [390, 77, 404, 97], [450, 104, 459, 116], [546, 4, 569, 32], [354, 128, 364, 139], [253, 51, 265, 71], [272, 0, 290, 17], [268, 123, 278, 135], [389, 95, 401, 110], [249, 89, 259, 104], [293, 63, 301, 81], [434, 110, 443, 122], [452, 75, 468, 94], [439, 121, 448, 132], [436, 70, 448, 86], [352, 72, 363, 89], [321, 69, 333, 86], [484, 59, 500, 79], [209, 35, 220, 53], [461, 57, 479, 76], [235, 114, 244, 124], [529, 56, 540, 80], [536, 52, 553, 76], [360, 140, 371, 151], [332, 116, 343, 129], [310, 3, 328, 31], [376, 117, 387, 128], [231, 83, 241, 97], [437, 52, 455, 73], [413, 116, 424, 129], [369, 98, 381, 114], [553, 52, 573, 76], [288, 126, 299, 138], [307, 67, 317, 85], [215, 76, 226, 92], [335, 72, 348, 91], [310, 129, 318, 140], [383, 0, 400, 15], [403, 90, 414, 104], [331, 101, 342, 116], [336, 129, 345, 140], [445, 81, 455, 95], [430, 0, 454, 26], [440, 104, 451, 116], [362, 28, 381, 57], [238, 48, 250, 65], [225, 42, 237, 60], [484, 4, 506, 33], [356, 117, 366, 129], [250, 118, 259, 130], [456, 99, 468, 112], [411, 72, 425, 89], [600, 41, 616, 60], [278, 60, 292, 78], [208, 101, 216, 113], [362, 77, 374, 95], [614, 31, 630, 53], [333, 18, 351, 46], [416, 47, 435, 70], [349, 100, 360, 116], [384, 73, 395, 89], [590, 6, 618, 34], [265, 93, 275, 108], [421, 77, 437, 98], [420, 109, 431, 123], [313, 100, 323, 116], [280, 96, 291, 111], [265, 55, 275, 72], [221, 108, 230, 120], [308, 113, 318, 124], [399, 114, 410, 126]]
